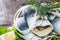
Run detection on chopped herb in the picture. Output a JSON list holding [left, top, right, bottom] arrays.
[[28, 0, 60, 18]]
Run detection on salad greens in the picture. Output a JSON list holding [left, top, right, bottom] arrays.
[[28, 0, 60, 18], [12, 26, 25, 40], [0, 26, 11, 35], [0, 26, 25, 40], [47, 36, 60, 40]]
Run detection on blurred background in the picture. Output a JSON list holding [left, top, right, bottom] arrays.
[[0, 0, 60, 26]]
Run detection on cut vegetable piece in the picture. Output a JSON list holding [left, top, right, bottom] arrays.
[[0, 31, 15, 40]]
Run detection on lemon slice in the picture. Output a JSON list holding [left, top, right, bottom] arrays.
[[0, 31, 15, 40]]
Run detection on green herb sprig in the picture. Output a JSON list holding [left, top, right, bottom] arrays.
[[28, 0, 60, 18]]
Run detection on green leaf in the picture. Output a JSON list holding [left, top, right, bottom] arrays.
[[0, 26, 11, 35], [12, 26, 25, 40]]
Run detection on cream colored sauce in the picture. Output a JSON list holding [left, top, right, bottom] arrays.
[[33, 25, 53, 36]]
